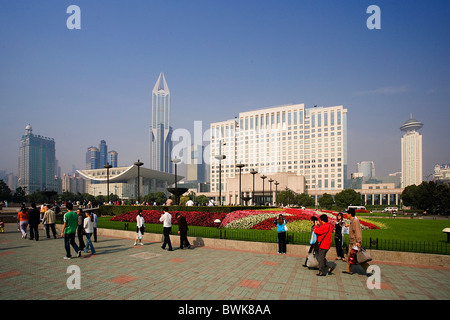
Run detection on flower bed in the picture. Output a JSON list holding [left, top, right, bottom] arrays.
[[109, 207, 380, 231], [109, 210, 227, 228]]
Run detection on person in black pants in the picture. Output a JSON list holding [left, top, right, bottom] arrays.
[[159, 207, 173, 251], [76, 208, 86, 251], [176, 212, 191, 249], [303, 216, 319, 267], [334, 212, 347, 261], [28, 203, 40, 241]]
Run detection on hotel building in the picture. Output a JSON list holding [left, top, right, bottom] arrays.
[[209, 103, 348, 204], [400, 116, 423, 188]]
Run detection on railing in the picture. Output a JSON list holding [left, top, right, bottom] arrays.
[[114, 222, 450, 256]]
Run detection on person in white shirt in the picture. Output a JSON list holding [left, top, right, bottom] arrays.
[[185, 199, 194, 206], [83, 212, 96, 254], [134, 210, 145, 246], [159, 207, 173, 251]]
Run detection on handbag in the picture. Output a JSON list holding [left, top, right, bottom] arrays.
[[356, 247, 372, 264], [306, 252, 319, 268], [309, 232, 317, 245]]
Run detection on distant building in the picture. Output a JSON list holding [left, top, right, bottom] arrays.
[[86, 146, 100, 170], [434, 164, 450, 185], [150, 72, 173, 174], [108, 150, 118, 168], [18, 124, 58, 194], [77, 166, 181, 200], [186, 144, 206, 183], [400, 115, 423, 188], [62, 172, 86, 194], [99, 140, 108, 168], [357, 161, 375, 178]]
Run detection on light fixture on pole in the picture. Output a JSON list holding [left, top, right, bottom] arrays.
[[215, 141, 226, 206], [250, 169, 258, 206], [104, 162, 112, 203], [134, 160, 143, 204], [268, 178, 274, 206], [274, 181, 279, 207], [261, 175, 267, 206], [236, 163, 245, 205]]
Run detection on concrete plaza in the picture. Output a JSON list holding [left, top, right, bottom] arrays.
[[1, 222, 449, 302]]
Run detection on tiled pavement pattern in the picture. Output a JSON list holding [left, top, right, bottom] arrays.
[[0, 223, 449, 301]]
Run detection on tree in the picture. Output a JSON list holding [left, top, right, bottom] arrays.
[[318, 193, 334, 209], [277, 189, 297, 206], [13, 187, 26, 203], [295, 193, 314, 207], [195, 195, 209, 206], [335, 189, 362, 209], [401, 184, 419, 209], [0, 180, 12, 202]]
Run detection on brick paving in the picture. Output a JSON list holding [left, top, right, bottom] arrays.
[[0, 222, 450, 302]]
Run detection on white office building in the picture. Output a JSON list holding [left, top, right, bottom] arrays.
[[210, 103, 348, 203], [400, 116, 423, 188]]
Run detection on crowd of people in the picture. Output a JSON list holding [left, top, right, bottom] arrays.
[[15, 202, 98, 259], [13, 202, 374, 276]]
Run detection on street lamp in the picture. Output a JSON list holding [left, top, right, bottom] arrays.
[[261, 175, 267, 206], [268, 178, 274, 206], [134, 160, 143, 204], [104, 162, 112, 203], [274, 181, 279, 207], [250, 169, 258, 206], [171, 157, 181, 188], [236, 163, 245, 205]]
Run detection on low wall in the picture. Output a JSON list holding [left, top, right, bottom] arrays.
[[97, 228, 450, 268]]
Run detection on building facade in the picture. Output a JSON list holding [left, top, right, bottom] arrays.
[[150, 72, 173, 174], [400, 116, 423, 188], [209, 103, 348, 203], [18, 124, 58, 194]]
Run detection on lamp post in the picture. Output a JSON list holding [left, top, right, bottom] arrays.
[[171, 157, 181, 204], [268, 178, 274, 206], [104, 162, 112, 203], [250, 169, 258, 205], [261, 175, 267, 206], [236, 163, 245, 205], [274, 181, 279, 207], [134, 160, 143, 204]]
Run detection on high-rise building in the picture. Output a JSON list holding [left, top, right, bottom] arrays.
[[400, 115, 423, 188], [108, 150, 118, 168], [86, 146, 100, 169], [150, 72, 173, 173], [186, 144, 206, 183], [210, 103, 348, 196], [18, 124, 57, 194], [357, 161, 375, 178], [99, 140, 108, 168]]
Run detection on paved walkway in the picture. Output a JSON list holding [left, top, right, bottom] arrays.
[[1, 223, 449, 302]]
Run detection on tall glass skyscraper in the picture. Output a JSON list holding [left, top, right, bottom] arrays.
[[18, 124, 57, 194], [150, 72, 173, 173]]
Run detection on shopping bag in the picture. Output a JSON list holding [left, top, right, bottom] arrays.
[[357, 247, 372, 263], [348, 247, 358, 265], [306, 252, 319, 268]]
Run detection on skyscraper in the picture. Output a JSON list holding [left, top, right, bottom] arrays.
[[18, 124, 57, 194], [108, 150, 118, 168], [400, 115, 423, 188], [99, 140, 108, 168], [150, 72, 173, 173], [85, 146, 100, 169]]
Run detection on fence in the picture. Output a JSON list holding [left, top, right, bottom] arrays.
[[115, 222, 450, 256]]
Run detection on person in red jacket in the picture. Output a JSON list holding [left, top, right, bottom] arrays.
[[314, 214, 335, 276]]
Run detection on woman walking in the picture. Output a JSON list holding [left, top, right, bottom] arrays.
[[334, 212, 347, 261], [274, 214, 287, 254], [134, 210, 145, 246], [17, 206, 29, 239], [83, 212, 96, 254]]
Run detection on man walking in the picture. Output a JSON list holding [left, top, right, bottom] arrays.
[[28, 203, 40, 241], [160, 207, 173, 251], [61, 203, 81, 260], [42, 204, 57, 239], [176, 212, 191, 249], [343, 208, 373, 276]]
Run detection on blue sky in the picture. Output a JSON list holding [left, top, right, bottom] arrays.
[[1, 0, 449, 178]]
